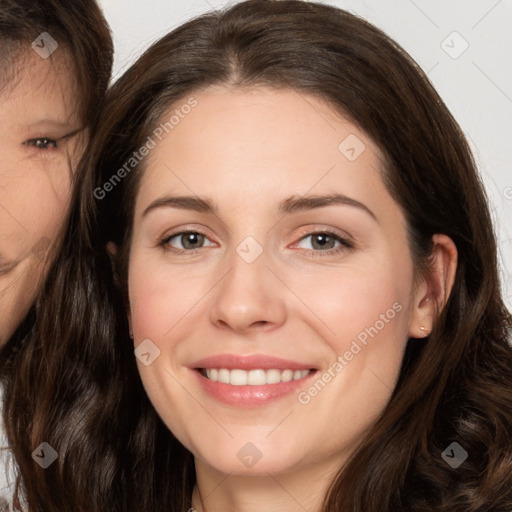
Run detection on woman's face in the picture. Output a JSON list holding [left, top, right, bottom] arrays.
[[0, 50, 82, 346], [128, 86, 428, 478]]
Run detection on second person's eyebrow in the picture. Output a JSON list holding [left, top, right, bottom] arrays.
[[142, 193, 376, 222]]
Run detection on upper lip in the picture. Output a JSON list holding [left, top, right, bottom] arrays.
[[189, 354, 317, 371]]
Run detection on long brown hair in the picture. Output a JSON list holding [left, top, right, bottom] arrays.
[[5, 1, 512, 511]]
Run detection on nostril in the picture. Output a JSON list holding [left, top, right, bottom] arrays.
[[250, 320, 270, 328]]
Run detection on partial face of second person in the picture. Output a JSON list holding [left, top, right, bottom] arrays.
[[128, 87, 452, 494], [0, 48, 82, 346]]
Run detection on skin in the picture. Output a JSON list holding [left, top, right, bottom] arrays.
[[127, 86, 457, 512], [0, 49, 83, 346]]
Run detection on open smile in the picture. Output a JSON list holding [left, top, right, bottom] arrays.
[[190, 354, 318, 406], [199, 367, 312, 385]]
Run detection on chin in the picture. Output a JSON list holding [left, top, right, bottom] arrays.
[[191, 438, 305, 477]]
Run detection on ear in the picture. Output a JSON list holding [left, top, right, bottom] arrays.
[[106, 242, 133, 339], [408, 234, 458, 338], [106, 241, 117, 257]]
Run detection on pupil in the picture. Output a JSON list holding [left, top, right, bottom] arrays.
[[183, 233, 203, 249], [313, 234, 334, 250], [37, 139, 54, 148]]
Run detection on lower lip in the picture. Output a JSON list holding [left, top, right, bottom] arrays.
[[193, 370, 316, 407]]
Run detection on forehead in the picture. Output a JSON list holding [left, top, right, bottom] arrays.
[[0, 48, 79, 126], [136, 86, 388, 213]]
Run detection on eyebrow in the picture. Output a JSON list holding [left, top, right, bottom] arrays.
[[25, 119, 75, 130], [278, 193, 377, 221], [142, 193, 377, 221], [143, 196, 215, 217]]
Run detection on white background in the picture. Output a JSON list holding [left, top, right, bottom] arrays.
[[99, 0, 512, 309]]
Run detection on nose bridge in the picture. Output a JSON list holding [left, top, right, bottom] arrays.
[[210, 234, 286, 331], [220, 235, 270, 302]]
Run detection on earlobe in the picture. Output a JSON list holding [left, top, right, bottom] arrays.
[[409, 281, 434, 339], [408, 234, 458, 339]]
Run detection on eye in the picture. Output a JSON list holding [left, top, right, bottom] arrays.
[[162, 231, 216, 251], [295, 231, 354, 254], [24, 138, 59, 150]]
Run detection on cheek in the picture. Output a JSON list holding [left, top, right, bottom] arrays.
[[297, 264, 410, 340], [289, 257, 413, 391], [286, 266, 412, 450], [128, 255, 203, 446], [128, 255, 199, 341], [0, 162, 71, 255]]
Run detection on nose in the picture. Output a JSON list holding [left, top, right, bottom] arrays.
[[210, 246, 287, 334]]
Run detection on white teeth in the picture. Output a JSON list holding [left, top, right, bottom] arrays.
[[247, 369, 266, 385], [230, 369, 247, 386], [203, 368, 312, 385], [281, 369, 293, 382], [266, 369, 281, 384], [218, 369, 230, 384]]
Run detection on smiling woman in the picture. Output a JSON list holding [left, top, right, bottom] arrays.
[[4, 1, 512, 511]]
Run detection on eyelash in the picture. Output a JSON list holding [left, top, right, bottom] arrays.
[[24, 138, 59, 150], [159, 228, 354, 257]]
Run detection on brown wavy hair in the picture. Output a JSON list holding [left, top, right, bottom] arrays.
[[4, 1, 512, 511]]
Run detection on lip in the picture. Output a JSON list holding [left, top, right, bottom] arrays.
[[189, 354, 315, 371], [189, 354, 317, 407]]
